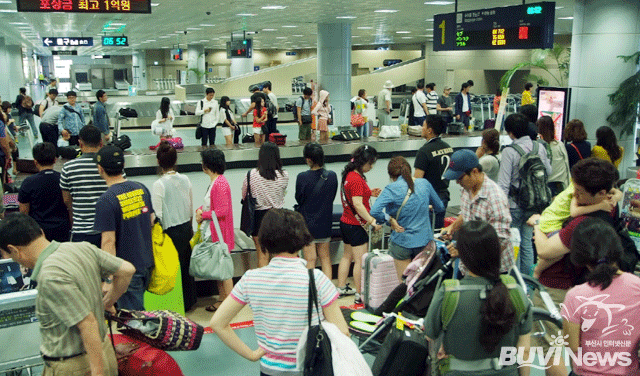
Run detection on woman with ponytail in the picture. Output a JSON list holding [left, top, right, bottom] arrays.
[[426, 221, 532, 376], [337, 144, 381, 304], [562, 217, 640, 376], [370, 156, 444, 280]]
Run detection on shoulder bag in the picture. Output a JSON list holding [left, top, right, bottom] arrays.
[[147, 220, 180, 295], [195, 100, 204, 139], [189, 212, 234, 281], [295, 169, 328, 212], [302, 269, 334, 376], [240, 170, 257, 236]]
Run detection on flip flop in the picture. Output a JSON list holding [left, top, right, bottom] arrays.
[[350, 321, 377, 333], [350, 311, 382, 323]]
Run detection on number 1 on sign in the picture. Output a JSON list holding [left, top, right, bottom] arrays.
[[439, 20, 446, 45]]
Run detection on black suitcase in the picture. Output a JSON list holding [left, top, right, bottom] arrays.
[[447, 122, 465, 135], [242, 125, 255, 144], [118, 107, 138, 118], [331, 130, 360, 141], [110, 134, 131, 150], [372, 324, 428, 376]]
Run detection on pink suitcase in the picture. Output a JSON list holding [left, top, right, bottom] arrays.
[[361, 226, 400, 311]]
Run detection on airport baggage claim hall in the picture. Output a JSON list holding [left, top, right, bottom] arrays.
[[0, 0, 639, 374]]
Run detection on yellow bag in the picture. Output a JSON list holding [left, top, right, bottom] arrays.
[[148, 222, 180, 295], [190, 223, 202, 249]]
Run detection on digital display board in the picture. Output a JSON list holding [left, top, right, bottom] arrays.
[[17, 0, 151, 13], [102, 36, 128, 46], [226, 39, 252, 58], [433, 2, 555, 51], [536, 86, 571, 141]]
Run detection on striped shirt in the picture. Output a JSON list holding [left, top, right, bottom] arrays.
[[230, 257, 339, 374], [242, 168, 289, 211], [31, 241, 123, 357], [60, 153, 108, 234], [426, 90, 439, 115]]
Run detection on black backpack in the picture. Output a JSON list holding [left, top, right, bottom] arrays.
[[110, 134, 131, 151], [509, 142, 552, 213], [585, 210, 639, 273], [265, 97, 277, 119], [291, 96, 312, 118]]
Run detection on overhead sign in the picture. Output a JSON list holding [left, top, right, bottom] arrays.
[[433, 2, 555, 51], [102, 36, 128, 46], [17, 0, 151, 13], [52, 50, 78, 56], [43, 37, 93, 47]]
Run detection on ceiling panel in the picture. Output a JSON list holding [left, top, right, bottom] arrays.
[[0, 0, 576, 55]]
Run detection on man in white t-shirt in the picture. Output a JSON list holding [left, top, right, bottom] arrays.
[[377, 80, 393, 126], [195, 88, 219, 147], [425, 83, 439, 115], [412, 82, 428, 126], [263, 82, 278, 139], [39, 89, 59, 117]]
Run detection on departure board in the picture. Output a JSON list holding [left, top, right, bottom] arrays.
[[17, 0, 151, 13], [433, 2, 555, 51]]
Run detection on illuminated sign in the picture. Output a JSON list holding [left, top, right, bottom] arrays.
[[52, 50, 78, 55], [43, 37, 93, 47], [17, 0, 151, 13], [434, 2, 554, 51], [226, 39, 252, 58], [102, 36, 128, 46]]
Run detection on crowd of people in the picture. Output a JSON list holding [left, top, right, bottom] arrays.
[[1, 80, 639, 376]]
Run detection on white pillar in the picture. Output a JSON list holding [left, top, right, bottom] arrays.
[[230, 57, 254, 77], [317, 23, 351, 128], [568, 0, 640, 172], [0, 38, 24, 101], [187, 44, 205, 84], [132, 50, 147, 90]]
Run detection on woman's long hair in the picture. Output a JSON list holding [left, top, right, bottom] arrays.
[[596, 126, 622, 163], [570, 217, 622, 290], [387, 156, 414, 193], [482, 129, 500, 155], [160, 97, 170, 119], [341, 145, 378, 188], [455, 221, 516, 354], [220, 96, 230, 110], [537, 115, 556, 144], [257, 142, 283, 180], [254, 96, 264, 116]]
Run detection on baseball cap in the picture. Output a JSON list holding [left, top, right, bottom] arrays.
[[443, 149, 480, 181], [94, 145, 125, 171], [444, 86, 452, 90]]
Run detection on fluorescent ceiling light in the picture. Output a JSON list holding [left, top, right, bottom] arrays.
[[262, 28, 277, 31], [555, 6, 564, 9], [424, 1, 454, 4], [357, 26, 373, 30], [186, 27, 202, 30], [151, 3, 159, 6], [374, 9, 398, 13], [237, 13, 257, 16], [558, 16, 573, 20], [110, 23, 126, 26], [336, 16, 356, 19], [9, 22, 28, 25], [276, 37, 287, 39], [352, 35, 361, 38], [261, 5, 286, 9], [426, 18, 434, 21], [146, 39, 156, 42], [401, 36, 413, 39], [175, 31, 184, 33], [281, 25, 297, 28], [199, 24, 215, 27], [396, 31, 410, 34], [0, 10, 17, 12], [0, 1, 13, 3], [159, 36, 171, 38]]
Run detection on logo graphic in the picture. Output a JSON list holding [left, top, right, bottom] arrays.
[[549, 331, 569, 347]]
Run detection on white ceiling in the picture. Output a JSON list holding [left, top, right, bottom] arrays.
[[0, 0, 576, 55]]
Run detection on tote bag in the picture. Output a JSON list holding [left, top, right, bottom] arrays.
[[240, 170, 257, 236], [147, 221, 180, 295], [189, 214, 234, 281]]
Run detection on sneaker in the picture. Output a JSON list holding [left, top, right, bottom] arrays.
[[338, 283, 356, 297], [354, 293, 362, 305]]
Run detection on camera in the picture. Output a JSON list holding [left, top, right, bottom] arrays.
[[206, 11, 211, 15], [184, 30, 188, 35]]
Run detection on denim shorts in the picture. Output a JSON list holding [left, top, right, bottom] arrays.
[[389, 241, 425, 261]]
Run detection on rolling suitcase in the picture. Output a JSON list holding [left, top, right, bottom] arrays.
[[484, 118, 496, 129], [242, 124, 255, 144], [268, 133, 286, 146], [361, 226, 400, 312], [407, 125, 422, 137], [371, 321, 428, 376]]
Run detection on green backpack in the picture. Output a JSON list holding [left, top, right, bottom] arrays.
[[441, 274, 527, 331]]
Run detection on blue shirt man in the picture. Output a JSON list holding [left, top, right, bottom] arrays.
[[59, 91, 85, 146], [93, 90, 110, 141]]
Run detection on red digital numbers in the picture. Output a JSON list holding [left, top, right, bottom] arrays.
[[519, 26, 529, 40]]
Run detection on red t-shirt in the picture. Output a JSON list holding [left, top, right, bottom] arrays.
[[539, 215, 589, 290], [253, 108, 266, 128], [340, 171, 371, 226]]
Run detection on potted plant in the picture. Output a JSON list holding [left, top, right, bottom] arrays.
[[499, 43, 571, 90], [606, 51, 640, 138]]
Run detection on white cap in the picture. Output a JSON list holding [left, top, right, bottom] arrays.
[[383, 80, 394, 89]]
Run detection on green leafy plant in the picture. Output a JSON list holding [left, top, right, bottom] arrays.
[[499, 43, 571, 90], [187, 67, 205, 83], [606, 51, 640, 137]]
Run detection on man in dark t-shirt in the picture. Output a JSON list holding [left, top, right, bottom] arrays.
[[18, 142, 70, 242], [93, 145, 154, 311], [414, 114, 453, 229]]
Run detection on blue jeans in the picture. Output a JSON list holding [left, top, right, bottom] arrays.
[[511, 207, 534, 276], [434, 194, 449, 230], [19, 112, 37, 137], [413, 116, 426, 126], [117, 266, 153, 311]]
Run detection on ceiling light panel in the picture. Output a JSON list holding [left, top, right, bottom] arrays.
[[424, 1, 454, 5]]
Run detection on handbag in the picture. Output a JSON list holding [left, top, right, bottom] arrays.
[[301, 114, 313, 124], [302, 269, 334, 376], [147, 221, 180, 295], [189, 213, 234, 281], [240, 170, 257, 236], [111, 334, 185, 376], [378, 125, 401, 139], [189, 223, 203, 249], [195, 100, 204, 139], [106, 309, 204, 351], [351, 114, 365, 127]]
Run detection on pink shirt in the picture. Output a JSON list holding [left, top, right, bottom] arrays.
[[562, 272, 640, 376], [200, 175, 234, 252]]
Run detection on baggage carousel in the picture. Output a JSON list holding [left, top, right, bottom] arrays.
[[122, 131, 510, 176]]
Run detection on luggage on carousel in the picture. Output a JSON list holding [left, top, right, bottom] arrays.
[[242, 124, 255, 144], [447, 122, 465, 135], [484, 118, 496, 129], [268, 133, 287, 146], [407, 125, 422, 137]]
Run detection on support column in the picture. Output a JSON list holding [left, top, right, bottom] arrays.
[[132, 50, 147, 90], [230, 57, 254, 77], [187, 44, 205, 84], [317, 23, 351, 128], [568, 0, 640, 172], [0, 38, 25, 101]]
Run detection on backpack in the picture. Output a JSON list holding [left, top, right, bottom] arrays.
[[291, 96, 312, 117], [265, 96, 277, 119], [441, 274, 527, 332], [584, 210, 640, 273], [508, 142, 552, 213]]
